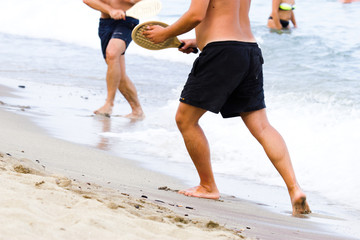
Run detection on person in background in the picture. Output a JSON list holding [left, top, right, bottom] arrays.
[[268, 0, 297, 30], [83, 0, 145, 119], [143, 0, 311, 215], [341, 0, 360, 3]]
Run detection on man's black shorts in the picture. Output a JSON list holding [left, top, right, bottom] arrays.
[[180, 41, 266, 118], [98, 17, 139, 59]]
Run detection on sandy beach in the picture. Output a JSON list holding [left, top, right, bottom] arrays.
[[0, 153, 240, 240], [0, 86, 358, 240], [0, 0, 359, 238]]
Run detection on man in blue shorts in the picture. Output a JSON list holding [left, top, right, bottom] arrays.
[[84, 0, 144, 119], [144, 0, 311, 215]]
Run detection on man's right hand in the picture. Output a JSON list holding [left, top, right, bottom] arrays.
[[109, 9, 126, 20]]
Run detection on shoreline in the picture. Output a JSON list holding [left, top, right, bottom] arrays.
[[0, 101, 357, 239]]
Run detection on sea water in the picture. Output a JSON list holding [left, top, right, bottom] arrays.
[[1, 0, 360, 237]]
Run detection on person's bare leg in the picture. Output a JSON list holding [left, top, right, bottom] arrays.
[[117, 54, 144, 119], [241, 109, 311, 215], [94, 39, 124, 116], [94, 39, 144, 119], [175, 102, 219, 199]]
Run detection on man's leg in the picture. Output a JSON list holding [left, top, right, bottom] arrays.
[[94, 38, 123, 116], [241, 109, 311, 215], [175, 102, 219, 199], [94, 38, 144, 119], [117, 54, 144, 119]]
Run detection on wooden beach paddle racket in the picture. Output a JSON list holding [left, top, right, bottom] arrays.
[[131, 21, 198, 53], [126, 0, 162, 19]]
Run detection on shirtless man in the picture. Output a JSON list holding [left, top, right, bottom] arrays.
[[143, 0, 311, 215], [83, 0, 144, 119]]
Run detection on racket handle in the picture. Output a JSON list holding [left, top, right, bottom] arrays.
[[179, 42, 198, 54]]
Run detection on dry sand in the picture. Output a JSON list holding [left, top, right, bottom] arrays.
[[0, 103, 356, 240], [0, 152, 241, 240]]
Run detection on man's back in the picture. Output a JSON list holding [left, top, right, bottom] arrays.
[[195, 0, 256, 50]]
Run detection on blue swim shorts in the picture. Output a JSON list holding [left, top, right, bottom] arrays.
[[98, 17, 139, 59]]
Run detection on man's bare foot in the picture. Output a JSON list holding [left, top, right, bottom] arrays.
[[94, 103, 113, 117], [122, 112, 145, 120], [291, 190, 311, 216], [178, 185, 220, 200]]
